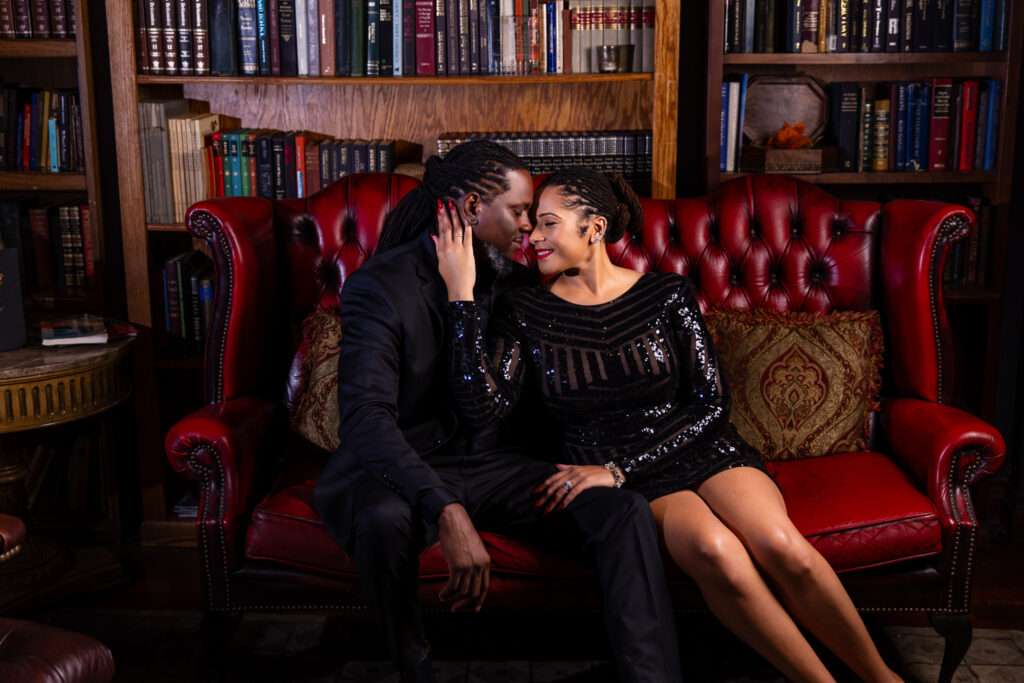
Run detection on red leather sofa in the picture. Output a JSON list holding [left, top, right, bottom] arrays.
[[167, 173, 1005, 682]]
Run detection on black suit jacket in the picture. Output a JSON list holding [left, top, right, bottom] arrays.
[[315, 231, 535, 544]]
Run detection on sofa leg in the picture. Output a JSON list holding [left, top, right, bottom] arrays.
[[201, 610, 242, 680], [928, 613, 972, 683]]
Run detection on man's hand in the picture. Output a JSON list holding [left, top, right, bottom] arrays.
[[437, 503, 490, 612]]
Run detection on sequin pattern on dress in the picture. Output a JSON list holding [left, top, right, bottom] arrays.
[[446, 271, 764, 500]]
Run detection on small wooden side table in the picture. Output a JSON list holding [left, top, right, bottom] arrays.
[[0, 338, 134, 613]]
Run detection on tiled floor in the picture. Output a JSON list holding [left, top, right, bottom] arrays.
[[29, 606, 1024, 682]]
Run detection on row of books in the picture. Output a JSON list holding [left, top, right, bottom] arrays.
[[133, 0, 656, 77], [1, 84, 86, 173], [0, 0, 76, 39], [725, 0, 1010, 54], [161, 249, 215, 356], [139, 98, 422, 223], [437, 129, 653, 196], [944, 196, 992, 287], [830, 79, 1001, 173], [0, 198, 94, 289], [720, 74, 749, 173]]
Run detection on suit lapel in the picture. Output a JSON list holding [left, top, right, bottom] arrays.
[[413, 232, 447, 347]]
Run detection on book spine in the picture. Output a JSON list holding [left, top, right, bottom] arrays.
[[927, 77, 952, 170], [321, 0, 337, 75], [28, 207, 54, 287], [11, 0, 30, 38], [380, 0, 394, 74], [908, 81, 930, 171], [403, 0, 416, 73], [366, 0, 380, 75], [434, 0, 447, 74], [0, 0, 16, 39], [160, 0, 178, 73], [468, 0, 479, 73], [801, 0, 821, 51], [951, 0, 972, 50], [446, 0, 459, 74], [175, 0, 194, 74], [972, 82, 988, 170], [948, 82, 963, 170], [958, 80, 977, 171], [296, 0, 310, 74], [279, 0, 299, 75], [871, 98, 890, 170], [978, 0, 993, 50], [256, 133, 274, 198], [193, 0, 210, 74], [415, 0, 435, 73], [256, 0, 271, 74], [209, 0, 238, 74], [237, 0, 259, 75], [305, 141, 321, 192], [932, 0, 951, 50], [351, 0, 367, 75], [912, 0, 932, 51], [982, 80, 1000, 170], [47, 0, 67, 37], [893, 81, 908, 171], [268, 0, 282, 74], [393, 0, 403, 73], [720, 81, 729, 172], [899, 0, 913, 51], [284, 133, 298, 197], [29, 0, 49, 37], [335, 0, 351, 75], [870, 0, 884, 51], [307, 0, 321, 75], [856, 90, 873, 171]]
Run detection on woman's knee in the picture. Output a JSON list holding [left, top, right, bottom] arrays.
[[668, 527, 751, 591], [749, 528, 819, 581]]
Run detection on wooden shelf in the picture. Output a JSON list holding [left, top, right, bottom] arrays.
[[0, 171, 86, 191], [721, 171, 999, 185], [0, 38, 77, 58], [722, 52, 1008, 65], [137, 72, 654, 86], [147, 222, 189, 232], [943, 287, 1002, 304], [140, 518, 196, 547]]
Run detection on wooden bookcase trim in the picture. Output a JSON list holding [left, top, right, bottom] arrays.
[[138, 73, 653, 86], [0, 38, 76, 58], [723, 52, 1008, 66], [0, 171, 87, 191], [720, 172, 999, 185]]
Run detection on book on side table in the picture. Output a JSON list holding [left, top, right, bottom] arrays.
[[39, 314, 139, 347]]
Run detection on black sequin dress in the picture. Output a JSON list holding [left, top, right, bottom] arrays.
[[447, 271, 766, 501]]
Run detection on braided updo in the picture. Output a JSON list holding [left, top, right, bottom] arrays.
[[535, 166, 643, 244], [376, 140, 528, 254]]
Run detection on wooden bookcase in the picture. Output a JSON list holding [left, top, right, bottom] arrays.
[[104, 1, 681, 544], [0, 0, 130, 541], [678, 2, 1023, 426]]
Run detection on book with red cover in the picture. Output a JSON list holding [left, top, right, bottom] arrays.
[[210, 129, 225, 197], [415, 0, 435, 74], [320, 0, 337, 75], [927, 77, 952, 171], [28, 0, 49, 37], [11, 0, 30, 38], [957, 80, 978, 171], [47, 0, 68, 37]]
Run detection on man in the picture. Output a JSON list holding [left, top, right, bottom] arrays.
[[313, 141, 681, 682]]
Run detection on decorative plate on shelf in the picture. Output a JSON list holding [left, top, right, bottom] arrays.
[[742, 75, 828, 147]]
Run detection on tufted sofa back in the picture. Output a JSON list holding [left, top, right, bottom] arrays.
[[188, 172, 967, 410]]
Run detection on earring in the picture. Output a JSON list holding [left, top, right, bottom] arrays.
[[592, 233, 603, 243], [467, 217, 478, 225]]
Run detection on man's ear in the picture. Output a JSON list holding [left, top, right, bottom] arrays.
[[462, 192, 482, 224]]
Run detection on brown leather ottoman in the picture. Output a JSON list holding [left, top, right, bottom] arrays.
[[0, 618, 114, 683]]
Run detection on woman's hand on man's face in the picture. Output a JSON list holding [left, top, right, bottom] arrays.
[[433, 198, 477, 301]]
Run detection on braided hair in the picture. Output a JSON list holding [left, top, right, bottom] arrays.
[[534, 166, 643, 243], [376, 140, 528, 254]]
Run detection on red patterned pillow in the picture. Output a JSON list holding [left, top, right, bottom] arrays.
[[288, 307, 342, 454], [702, 309, 884, 461]]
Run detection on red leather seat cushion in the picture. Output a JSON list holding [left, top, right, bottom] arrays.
[[767, 451, 942, 572], [248, 451, 941, 581], [246, 460, 595, 581]]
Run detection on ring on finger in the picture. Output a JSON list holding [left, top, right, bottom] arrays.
[[563, 481, 573, 493], [454, 232, 464, 238]]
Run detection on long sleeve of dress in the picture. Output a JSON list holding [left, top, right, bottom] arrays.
[[610, 279, 733, 481], [446, 299, 527, 429]]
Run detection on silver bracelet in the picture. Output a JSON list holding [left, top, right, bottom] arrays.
[[603, 462, 625, 488]]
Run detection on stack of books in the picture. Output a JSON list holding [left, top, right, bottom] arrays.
[[724, 0, 1010, 54], [160, 249, 214, 356], [0, 199, 95, 289], [0, 0, 77, 39], [132, 0, 657, 77], [0, 85, 86, 174], [438, 129, 652, 196]]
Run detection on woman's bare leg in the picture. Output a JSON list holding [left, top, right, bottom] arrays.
[[697, 467, 901, 682], [651, 490, 835, 682]]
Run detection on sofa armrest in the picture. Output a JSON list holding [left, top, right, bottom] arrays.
[[187, 197, 278, 403], [881, 397, 1005, 528], [880, 200, 973, 404], [165, 395, 284, 592]]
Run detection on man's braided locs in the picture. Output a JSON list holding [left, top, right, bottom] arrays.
[[376, 140, 528, 254]]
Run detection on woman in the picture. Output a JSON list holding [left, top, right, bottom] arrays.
[[434, 166, 900, 682]]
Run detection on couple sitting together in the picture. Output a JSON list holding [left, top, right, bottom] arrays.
[[313, 141, 900, 682]]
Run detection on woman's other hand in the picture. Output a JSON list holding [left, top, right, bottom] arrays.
[[533, 464, 617, 513], [434, 198, 476, 301]]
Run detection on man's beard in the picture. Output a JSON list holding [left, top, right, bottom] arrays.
[[481, 241, 514, 278]]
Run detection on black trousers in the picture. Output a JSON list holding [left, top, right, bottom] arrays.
[[316, 449, 682, 682]]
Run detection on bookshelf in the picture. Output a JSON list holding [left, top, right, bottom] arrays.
[[104, 1, 681, 544], [0, 1, 130, 542], [678, 1, 1023, 426]]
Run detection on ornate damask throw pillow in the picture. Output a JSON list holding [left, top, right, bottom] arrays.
[[288, 307, 342, 454], [702, 309, 883, 461]]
